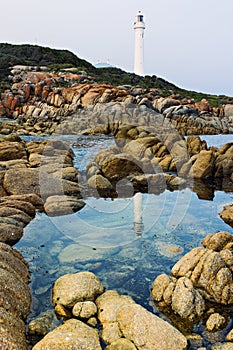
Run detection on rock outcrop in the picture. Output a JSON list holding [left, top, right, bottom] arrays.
[[152, 232, 233, 320], [0, 135, 85, 349], [86, 128, 233, 196], [1, 67, 233, 136], [33, 272, 188, 350]]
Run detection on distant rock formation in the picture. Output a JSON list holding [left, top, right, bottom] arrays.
[[0, 68, 233, 136]]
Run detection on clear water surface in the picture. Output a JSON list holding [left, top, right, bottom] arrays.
[[16, 134, 233, 348]]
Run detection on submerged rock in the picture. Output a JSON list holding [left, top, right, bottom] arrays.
[[28, 310, 54, 336]]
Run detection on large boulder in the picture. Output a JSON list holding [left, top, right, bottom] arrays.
[[32, 319, 101, 350], [189, 150, 215, 179], [3, 168, 81, 198], [44, 195, 85, 216], [96, 290, 135, 344], [101, 154, 144, 182], [117, 303, 187, 350], [52, 272, 104, 314], [0, 141, 27, 161], [152, 232, 233, 323]]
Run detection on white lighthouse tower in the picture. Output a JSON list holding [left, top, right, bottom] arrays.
[[134, 11, 145, 76]]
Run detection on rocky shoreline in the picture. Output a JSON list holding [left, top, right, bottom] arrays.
[[0, 131, 232, 349], [0, 67, 233, 136], [0, 67, 233, 349]]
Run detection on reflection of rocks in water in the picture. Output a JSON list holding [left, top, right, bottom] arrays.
[[216, 176, 233, 193], [156, 241, 184, 258], [192, 179, 215, 200]]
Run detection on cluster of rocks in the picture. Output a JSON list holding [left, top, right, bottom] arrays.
[[31, 271, 188, 350], [85, 126, 233, 199], [0, 136, 84, 222], [0, 68, 233, 136], [0, 135, 85, 349], [152, 232, 233, 328], [27, 233, 233, 350]]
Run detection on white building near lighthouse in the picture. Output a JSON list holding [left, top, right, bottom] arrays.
[[134, 11, 145, 76]]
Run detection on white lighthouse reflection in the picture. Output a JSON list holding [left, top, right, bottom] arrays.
[[133, 192, 144, 237]]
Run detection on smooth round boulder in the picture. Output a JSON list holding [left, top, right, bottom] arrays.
[[52, 272, 104, 309]]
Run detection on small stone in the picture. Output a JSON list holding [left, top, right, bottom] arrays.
[[87, 317, 98, 327], [186, 334, 203, 348], [105, 338, 137, 350], [206, 313, 226, 332], [72, 301, 97, 319]]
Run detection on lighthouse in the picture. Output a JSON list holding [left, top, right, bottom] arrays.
[[134, 11, 145, 76]]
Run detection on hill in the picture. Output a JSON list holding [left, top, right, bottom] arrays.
[[0, 43, 233, 106]]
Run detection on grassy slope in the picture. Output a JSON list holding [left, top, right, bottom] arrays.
[[0, 43, 232, 106]]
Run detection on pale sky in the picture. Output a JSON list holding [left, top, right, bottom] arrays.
[[0, 0, 233, 96]]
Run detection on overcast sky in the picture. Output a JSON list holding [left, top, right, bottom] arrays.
[[0, 0, 232, 96]]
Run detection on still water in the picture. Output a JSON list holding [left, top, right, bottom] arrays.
[[16, 134, 233, 347]]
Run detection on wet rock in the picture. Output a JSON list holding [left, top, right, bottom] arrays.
[[87, 174, 113, 191], [171, 277, 205, 319], [5, 193, 44, 210], [101, 153, 144, 182], [0, 141, 27, 161], [117, 303, 188, 350], [0, 197, 36, 218], [202, 232, 233, 251], [190, 150, 216, 179], [0, 220, 24, 245], [206, 313, 226, 332], [28, 310, 54, 336], [4, 168, 81, 198], [105, 338, 137, 350], [186, 333, 203, 349], [152, 275, 205, 319], [52, 271, 104, 311], [219, 205, 233, 228], [32, 318, 101, 350], [58, 244, 105, 263], [44, 195, 85, 216]]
